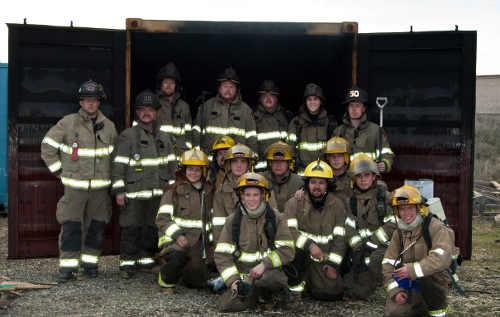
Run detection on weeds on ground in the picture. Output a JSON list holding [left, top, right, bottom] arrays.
[[475, 114, 500, 181]]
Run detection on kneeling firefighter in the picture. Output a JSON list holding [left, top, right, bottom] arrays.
[[283, 160, 348, 300], [214, 172, 295, 312], [383, 185, 460, 317], [156, 148, 213, 293], [343, 154, 396, 300]]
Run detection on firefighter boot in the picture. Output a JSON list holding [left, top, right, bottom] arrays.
[[58, 269, 77, 283]]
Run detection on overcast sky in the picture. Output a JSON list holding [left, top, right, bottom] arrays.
[[1, 0, 499, 75]]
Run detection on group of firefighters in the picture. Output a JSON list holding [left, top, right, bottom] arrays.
[[40, 64, 459, 316]]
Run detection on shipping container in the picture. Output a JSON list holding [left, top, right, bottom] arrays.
[[7, 19, 476, 259]]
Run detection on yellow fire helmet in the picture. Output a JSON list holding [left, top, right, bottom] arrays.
[[349, 154, 379, 177], [391, 184, 429, 216], [179, 148, 209, 167], [303, 160, 334, 179], [264, 141, 295, 170], [211, 135, 236, 153], [324, 136, 350, 165], [236, 172, 270, 200], [224, 143, 255, 170]]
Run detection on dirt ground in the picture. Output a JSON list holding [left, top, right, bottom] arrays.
[[0, 216, 499, 316]]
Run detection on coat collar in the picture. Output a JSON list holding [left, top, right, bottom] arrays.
[[78, 108, 105, 123], [341, 112, 369, 129]]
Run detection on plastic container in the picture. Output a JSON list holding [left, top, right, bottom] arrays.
[[404, 179, 434, 200]]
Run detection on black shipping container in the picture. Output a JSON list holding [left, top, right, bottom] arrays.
[[7, 20, 475, 259]]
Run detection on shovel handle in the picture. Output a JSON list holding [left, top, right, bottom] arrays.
[[376, 97, 388, 109]]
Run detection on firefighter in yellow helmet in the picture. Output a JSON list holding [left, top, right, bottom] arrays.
[[343, 154, 396, 299], [324, 136, 352, 195], [156, 148, 213, 293], [207, 135, 236, 190], [211, 144, 254, 242], [41, 80, 117, 281], [283, 160, 348, 300], [261, 141, 304, 213], [214, 172, 295, 312], [383, 185, 457, 317]]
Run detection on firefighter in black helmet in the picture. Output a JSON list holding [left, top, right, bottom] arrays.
[[288, 83, 337, 175], [41, 80, 117, 281], [192, 66, 257, 153], [112, 89, 177, 278], [253, 80, 292, 171], [156, 62, 193, 165], [333, 86, 394, 174]]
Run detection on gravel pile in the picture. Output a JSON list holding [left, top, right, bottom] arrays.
[[1, 217, 498, 316]]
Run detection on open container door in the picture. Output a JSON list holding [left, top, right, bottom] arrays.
[[358, 31, 476, 258], [125, 19, 357, 126], [8, 24, 125, 258]]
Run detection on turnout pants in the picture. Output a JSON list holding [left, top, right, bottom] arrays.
[[56, 187, 112, 273], [286, 249, 344, 300], [158, 239, 209, 289], [344, 247, 386, 300], [119, 198, 160, 271], [384, 276, 450, 317], [218, 270, 288, 312]]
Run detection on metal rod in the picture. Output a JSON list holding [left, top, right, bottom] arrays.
[[125, 29, 131, 128]]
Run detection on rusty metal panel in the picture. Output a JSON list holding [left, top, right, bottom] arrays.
[[125, 18, 358, 35], [8, 24, 125, 258], [358, 31, 476, 258]]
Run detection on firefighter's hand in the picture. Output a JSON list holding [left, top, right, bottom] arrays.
[[394, 291, 408, 305], [322, 265, 337, 279], [309, 243, 324, 262], [394, 264, 410, 279], [377, 161, 386, 173], [176, 235, 189, 249], [294, 188, 305, 201], [249, 263, 266, 279], [230, 280, 239, 294], [116, 194, 126, 206]]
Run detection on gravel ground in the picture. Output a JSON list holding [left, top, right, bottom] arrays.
[[1, 216, 499, 316]]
